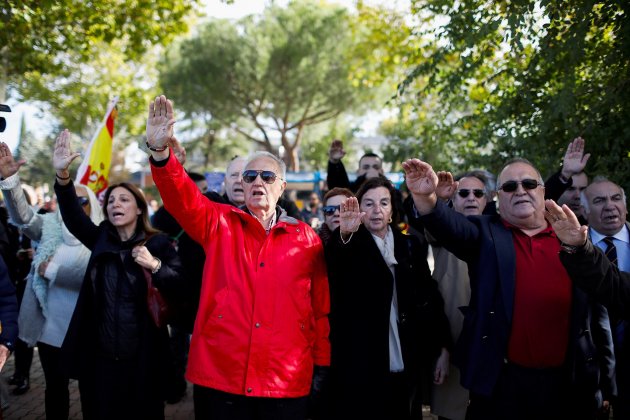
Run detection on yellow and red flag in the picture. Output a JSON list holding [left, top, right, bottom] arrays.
[[76, 97, 118, 200]]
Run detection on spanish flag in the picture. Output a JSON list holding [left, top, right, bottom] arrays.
[[76, 97, 118, 200]]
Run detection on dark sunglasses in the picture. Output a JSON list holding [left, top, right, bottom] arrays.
[[241, 170, 282, 184], [457, 189, 486, 198], [322, 205, 340, 216], [77, 196, 90, 207], [498, 179, 542, 193]]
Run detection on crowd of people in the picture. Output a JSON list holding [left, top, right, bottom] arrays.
[[0, 94, 625, 420]]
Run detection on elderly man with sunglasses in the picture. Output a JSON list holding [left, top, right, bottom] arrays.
[[402, 157, 613, 420], [145, 95, 330, 420]]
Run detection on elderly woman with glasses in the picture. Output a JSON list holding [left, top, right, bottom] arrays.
[[325, 176, 451, 420], [318, 187, 353, 245], [144, 95, 330, 420]]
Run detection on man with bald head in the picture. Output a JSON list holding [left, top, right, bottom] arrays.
[[403, 157, 613, 420], [582, 177, 630, 418]]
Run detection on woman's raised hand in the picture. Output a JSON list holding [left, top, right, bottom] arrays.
[[339, 197, 364, 235], [53, 129, 81, 173], [0, 142, 26, 179]]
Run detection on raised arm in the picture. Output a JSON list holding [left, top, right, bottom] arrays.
[[401, 158, 439, 214], [546, 199, 630, 318], [53, 130, 100, 249], [145, 95, 176, 163], [326, 139, 351, 190], [0, 143, 43, 241], [146, 95, 218, 246]]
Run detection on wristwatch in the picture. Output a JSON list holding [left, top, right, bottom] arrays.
[[559, 242, 581, 254]]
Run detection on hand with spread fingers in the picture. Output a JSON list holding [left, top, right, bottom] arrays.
[[402, 158, 439, 214], [561, 137, 590, 180], [339, 197, 364, 236], [435, 171, 458, 201], [146, 95, 176, 152], [0, 142, 26, 179], [544, 199, 588, 246], [53, 129, 81, 185]]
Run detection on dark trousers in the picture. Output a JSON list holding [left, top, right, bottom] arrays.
[[79, 355, 164, 420], [193, 385, 308, 420], [38, 342, 70, 420], [466, 362, 571, 420], [12, 338, 33, 380], [167, 325, 189, 398]]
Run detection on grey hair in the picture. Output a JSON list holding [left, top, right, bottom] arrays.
[[243, 151, 287, 179], [580, 175, 627, 214], [456, 169, 495, 199]]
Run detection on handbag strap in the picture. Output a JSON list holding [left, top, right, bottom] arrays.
[[141, 266, 154, 289]]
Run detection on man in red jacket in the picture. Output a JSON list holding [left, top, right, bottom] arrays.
[[145, 95, 330, 420]]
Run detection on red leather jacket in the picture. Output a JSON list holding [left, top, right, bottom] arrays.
[[151, 154, 330, 398]]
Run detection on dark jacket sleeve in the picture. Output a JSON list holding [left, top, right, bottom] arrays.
[[544, 170, 573, 201], [326, 160, 351, 191], [0, 256, 18, 351], [54, 180, 100, 250], [560, 240, 630, 319], [590, 303, 617, 401]]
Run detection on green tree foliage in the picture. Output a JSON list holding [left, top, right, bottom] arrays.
[[399, 0, 630, 187], [0, 0, 199, 103], [160, 0, 374, 171]]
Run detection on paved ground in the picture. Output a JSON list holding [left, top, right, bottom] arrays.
[[0, 348, 437, 419], [0, 347, 194, 419]]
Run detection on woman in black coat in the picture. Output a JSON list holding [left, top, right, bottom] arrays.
[[325, 177, 451, 420], [53, 130, 182, 419]]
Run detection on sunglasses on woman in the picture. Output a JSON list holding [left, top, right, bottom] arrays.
[[241, 170, 282, 184], [322, 205, 340, 216], [457, 189, 486, 198], [498, 179, 542, 193], [77, 196, 90, 206]]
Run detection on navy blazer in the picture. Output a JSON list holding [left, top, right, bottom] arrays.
[[412, 199, 608, 397]]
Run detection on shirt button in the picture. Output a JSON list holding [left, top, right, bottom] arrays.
[[260, 262, 264, 267], [255, 322, 261, 328], [247, 387, 253, 393]]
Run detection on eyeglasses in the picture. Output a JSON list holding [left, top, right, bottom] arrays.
[[242, 170, 282, 184], [322, 205, 340, 216], [77, 196, 90, 207], [498, 179, 543, 193], [457, 189, 486, 198]]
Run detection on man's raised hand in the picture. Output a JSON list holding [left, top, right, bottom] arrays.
[[544, 199, 588, 246], [146, 95, 176, 150], [561, 137, 590, 180]]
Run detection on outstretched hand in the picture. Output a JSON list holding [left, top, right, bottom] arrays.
[[561, 137, 590, 179], [339, 197, 364, 235], [402, 159, 439, 196], [435, 171, 458, 201], [146, 95, 176, 150], [53, 129, 81, 172], [544, 199, 588, 246], [328, 139, 346, 163], [0, 142, 26, 179]]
